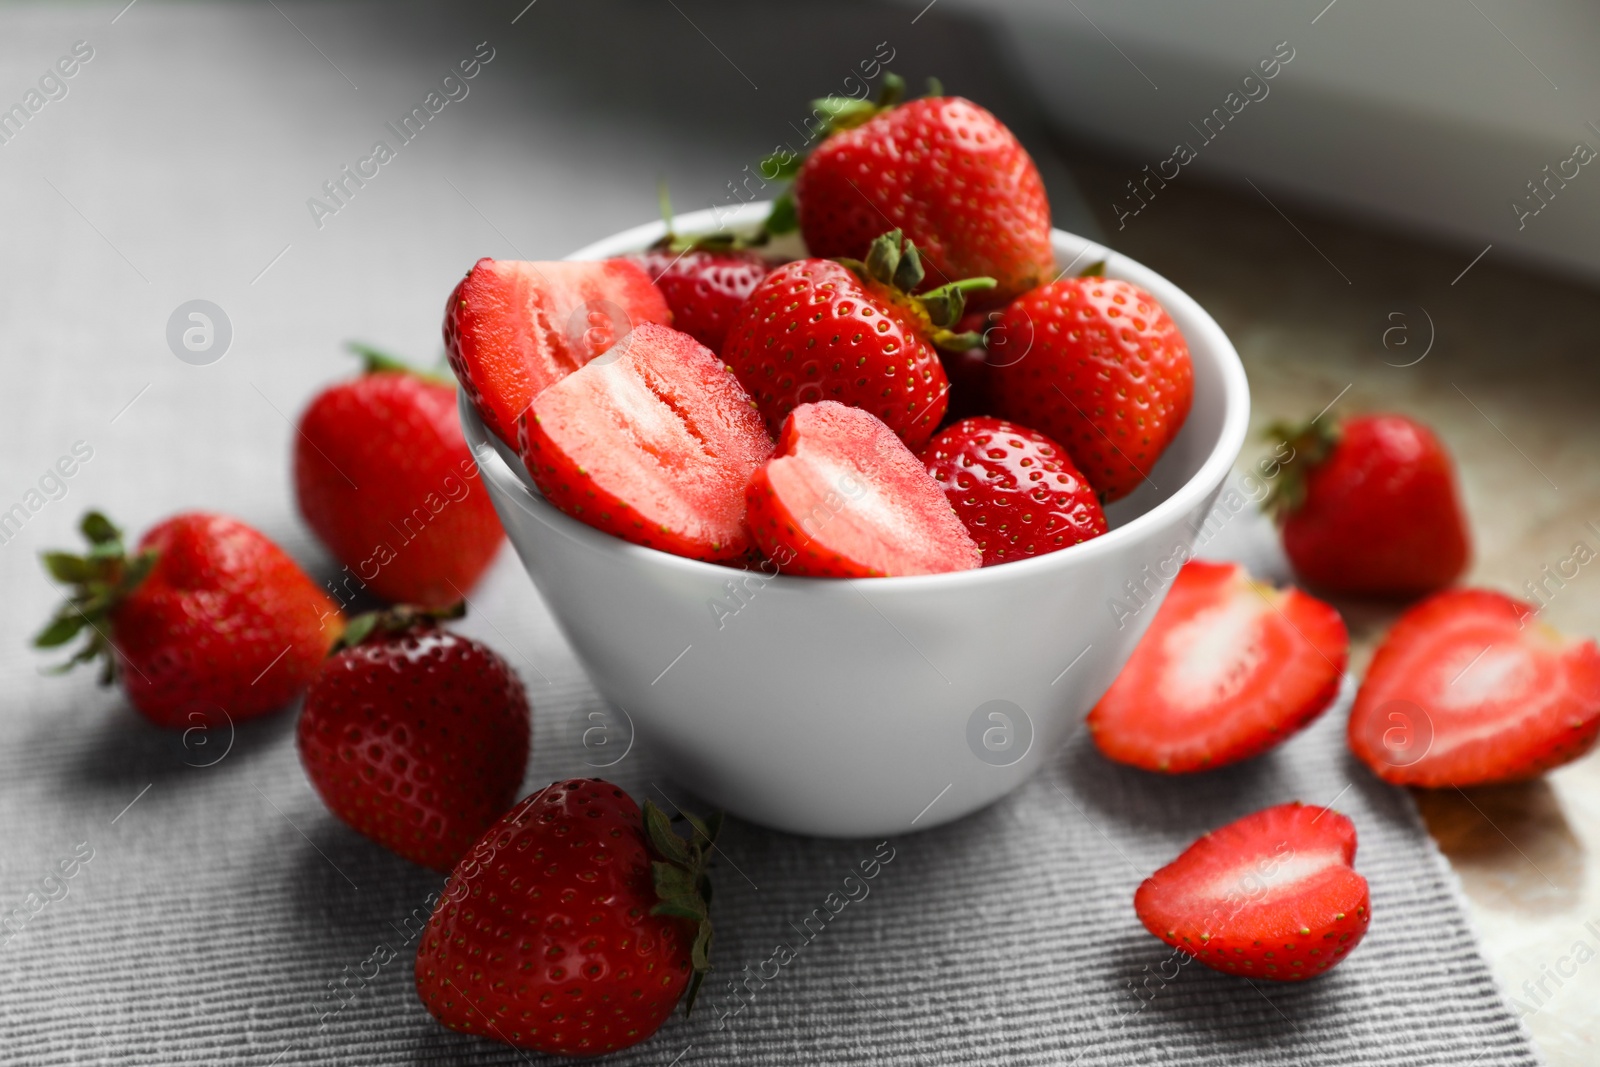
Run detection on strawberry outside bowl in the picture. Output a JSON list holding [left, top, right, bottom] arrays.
[[459, 201, 1251, 838]]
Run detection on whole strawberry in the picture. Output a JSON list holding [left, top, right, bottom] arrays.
[[790, 77, 1053, 305], [414, 779, 715, 1056], [1266, 413, 1469, 598], [35, 511, 342, 727], [922, 417, 1106, 566], [632, 246, 769, 354], [295, 346, 504, 609], [989, 275, 1194, 502], [297, 604, 531, 871], [721, 229, 994, 451]]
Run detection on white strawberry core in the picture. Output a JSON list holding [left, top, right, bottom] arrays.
[[1200, 848, 1343, 903], [1157, 598, 1266, 711], [1430, 644, 1534, 712]]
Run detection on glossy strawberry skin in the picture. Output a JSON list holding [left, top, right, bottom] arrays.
[[720, 259, 949, 450], [989, 278, 1194, 502], [111, 514, 342, 727], [1282, 415, 1470, 598], [921, 417, 1106, 566], [517, 323, 772, 562], [631, 248, 770, 354], [297, 625, 531, 871], [444, 258, 672, 448], [1348, 588, 1600, 786], [796, 96, 1054, 305], [745, 401, 980, 578], [1088, 561, 1348, 772], [414, 779, 693, 1056], [295, 371, 504, 609], [1135, 803, 1371, 981]]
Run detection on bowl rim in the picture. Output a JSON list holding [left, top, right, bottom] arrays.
[[465, 201, 1251, 593]]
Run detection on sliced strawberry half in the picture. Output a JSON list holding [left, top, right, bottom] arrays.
[[1089, 560, 1348, 773], [745, 401, 980, 578], [1135, 802, 1371, 981], [1348, 588, 1600, 786], [516, 323, 771, 562], [444, 257, 672, 447]]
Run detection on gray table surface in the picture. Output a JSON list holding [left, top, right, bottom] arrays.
[[0, 2, 1542, 1063]]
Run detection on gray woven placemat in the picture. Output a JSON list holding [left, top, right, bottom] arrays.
[[0, 2, 1541, 1063]]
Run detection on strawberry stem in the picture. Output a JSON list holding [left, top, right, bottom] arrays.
[[642, 798, 718, 1014], [843, 230, 996, 352], [1261, 415, 1342, 522], [332, 601, 465, 653], [345, 341, 454, 387], [34, 511, 158, 686]]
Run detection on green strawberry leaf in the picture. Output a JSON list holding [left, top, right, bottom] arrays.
[[33, 611, 85, 649], [40, 552, 92, 584]]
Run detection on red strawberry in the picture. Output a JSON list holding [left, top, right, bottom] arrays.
[[295, 347, 504, 609], [1135, 802, 1371, 981], [444, 257, 672, 447], [517, 323, 771, 561], [1266, 413, 1470, 598], [921, 416, 1106, 566], [792, 82, 1053, 305], [988, 276, 1193, 502], [297, 604, 531, 871], [632, 246, 769, 354], [1088, 561, 1348, 773], [1348, 588, 1600, 786], [414, 779, 715, 1056], [745, 401, 980, 578], [721, 230, 993, 451], [35, 511, 342, 727]]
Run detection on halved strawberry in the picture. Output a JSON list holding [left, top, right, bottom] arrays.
[[444, 257, 672, 447], [516, 323, 771, 562], [745, 401, 980, 578], [1089, 560, 1348, 773], [1348, 588, 1600, 786], [1135, 802, 1371, 981]]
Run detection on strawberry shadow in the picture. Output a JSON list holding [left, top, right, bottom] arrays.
[[1411, 776, 1583, 913], [49, 697, 298, 795]]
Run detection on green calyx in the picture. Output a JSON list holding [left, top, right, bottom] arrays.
[[34, 511, 157, 685], [653, 179, 764, 255], [840, 229, 997, 352], [1260, 415, 1342, 522], [643, 798, 721, 1015], [346, 341, 454, 387], [332, 601, 465, 654], [760, 72, 941, 240]]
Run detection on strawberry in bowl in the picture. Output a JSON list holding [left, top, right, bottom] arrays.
[[451, 201, 1249, 837]]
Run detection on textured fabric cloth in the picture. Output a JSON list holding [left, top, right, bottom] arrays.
[[0, 2, 1541, 1064]]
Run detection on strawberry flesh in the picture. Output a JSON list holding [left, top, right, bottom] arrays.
[[517, 323, 772, 561], [1348, 588, 1600, 786], [745, 401, 981, 578], [1135, 802, 1371, 981], [444, 257, 671, 447], [1089, 560, 1348, 772]]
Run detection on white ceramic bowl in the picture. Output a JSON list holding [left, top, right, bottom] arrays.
[[461, 202, 1250, 838]]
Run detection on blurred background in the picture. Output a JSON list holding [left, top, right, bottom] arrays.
[[1, 1, 1598, 1063]]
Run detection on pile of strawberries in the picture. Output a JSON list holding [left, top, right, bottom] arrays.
[[449, 78, 1193, 577], [27, 72, 1600, 1058]]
